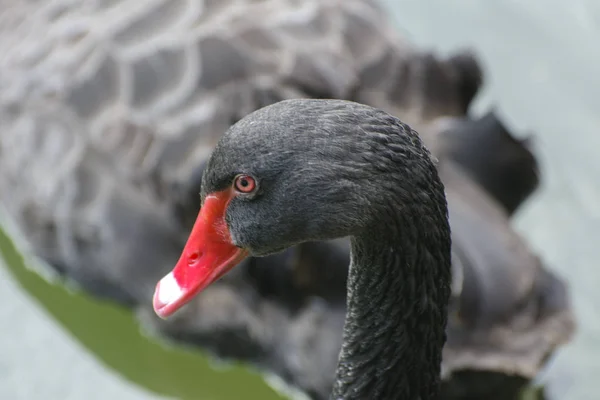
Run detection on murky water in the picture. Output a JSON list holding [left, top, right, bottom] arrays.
[[0, 258, 161, 400], [382, 1, 600, 399], [0, 226, 288, 400], [1, 1, 598, 399]]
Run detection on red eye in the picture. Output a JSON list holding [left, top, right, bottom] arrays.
[[233, 174, 257, 193]]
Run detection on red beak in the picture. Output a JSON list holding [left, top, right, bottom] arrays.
[[153, 189, 249, 318]]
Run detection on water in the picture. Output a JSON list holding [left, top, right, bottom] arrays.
[[381, 1, 600, 399], [1, 1, 599, 399], [0, 227, 288, 400], [0, 257, 161, 400]]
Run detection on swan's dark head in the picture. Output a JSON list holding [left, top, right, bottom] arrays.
[[153, 99, 446, 318]]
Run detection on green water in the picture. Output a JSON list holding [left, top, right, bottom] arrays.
[[0, 227, 286, 400]]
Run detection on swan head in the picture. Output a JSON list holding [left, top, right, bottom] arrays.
[[153, 99, 442, 318]]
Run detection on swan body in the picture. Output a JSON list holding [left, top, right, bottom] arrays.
[[0, 1, 573, 399]]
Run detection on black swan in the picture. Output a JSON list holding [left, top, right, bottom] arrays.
[[153, 98, 453, 400], [0, 0, 573, 399]]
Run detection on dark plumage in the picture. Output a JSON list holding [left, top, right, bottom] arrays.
[[159, 99, 453, 399], [432, 111, 540, 215]]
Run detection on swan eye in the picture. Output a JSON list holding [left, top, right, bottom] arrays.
[[233, 174, 257, 194]]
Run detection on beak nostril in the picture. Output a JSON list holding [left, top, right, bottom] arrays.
[[188, 252, 203, 266]]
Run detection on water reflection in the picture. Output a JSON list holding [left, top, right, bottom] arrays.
[[0, 227, 286, 400]]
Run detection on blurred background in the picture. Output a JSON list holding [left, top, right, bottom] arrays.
[[0, 0, 598, 399]]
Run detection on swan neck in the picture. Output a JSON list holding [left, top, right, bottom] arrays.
[[330, 215, 451, 400]]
